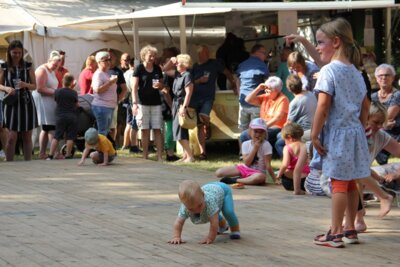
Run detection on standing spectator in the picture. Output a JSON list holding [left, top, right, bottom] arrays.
[[78, 55, 97, 95], [371, 63, 400, 165], [312, 18, 370, 248], [34, 50, 61, 159], [276, 46, 294, 101], [107, 49, 128, 145], [0, 40, 37, 161], [122, 58, 141, 153], [47, 74, 78, 160], [91, 51, 118, 136], [120, 53, 131, 73], [216, 32, 249, 91], [55, 50, 68, 88], [163, 55, 194, 163], [236, 44, 269, 131], [190, 45, 236, 160], [132, 45, 164, 161], [287, 51, 319, 92]]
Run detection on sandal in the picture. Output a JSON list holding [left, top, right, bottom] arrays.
[[231, 183, 245, 189], [343, 229, 359, 244], [198, 153, 207, 161], [314, 230, 344, 248]]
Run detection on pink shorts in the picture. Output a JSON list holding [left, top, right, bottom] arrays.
[[236, 164, 262, 178]]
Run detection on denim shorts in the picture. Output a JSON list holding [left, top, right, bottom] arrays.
[[92, 105, 114, 135], [125, 104, 138, 130], [191, 98, 214, 117]]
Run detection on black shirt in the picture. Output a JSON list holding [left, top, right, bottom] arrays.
[[133, 64, 163, 106], [55, 88, 78, 116]]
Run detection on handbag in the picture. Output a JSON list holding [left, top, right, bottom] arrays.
[[178, 106, 197, 129], [1, 91, 18, 106]]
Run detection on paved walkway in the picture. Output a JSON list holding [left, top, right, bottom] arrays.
[[0, 157, 399, 266]]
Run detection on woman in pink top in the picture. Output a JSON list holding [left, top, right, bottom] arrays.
[[79, 55, 97, 95], [277, 122, 310, 195], [91, 51, 118, 135]]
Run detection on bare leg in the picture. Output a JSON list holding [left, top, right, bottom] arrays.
[[237, 173, 266, 185], [39, 130, 48, 159], [215, 166, 240, 178], [179, 139, 193, 162], [330, 192, 347, 235], [343, 190, 359, 231], [122, 124, 131, 149], [154, 129, 163, 161], [141, 129, 150, 159], [49, 139, 59, 157], [65, 140, 74, 157], [0, 127, 8, 151], [5, 130, 17, 161], [130, 128, 138, 147], [21, 131, 33, 161], [360, 177, 393, 218], [197, 125, 206, 155]]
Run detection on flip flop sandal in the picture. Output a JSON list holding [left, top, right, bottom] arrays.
[[314, 230, 344, 248], [231, 183, 245, 189]]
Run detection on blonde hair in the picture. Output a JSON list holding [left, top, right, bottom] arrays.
[[48, 50, 61, 62], [369, 101, 388, 125], [281, 122, 304, 140], [287, 51, 306, 70], [85, 55, 96, 68], [176, 54, 192, 68], [178, 180, 202, 203], [140, 45, 158, 61], [318, 17, 361, 67]]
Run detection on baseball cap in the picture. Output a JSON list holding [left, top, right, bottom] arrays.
[[249, 118, 267, 131], [84, 128, 99, 145]]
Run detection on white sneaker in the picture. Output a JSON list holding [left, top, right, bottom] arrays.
[[0, 150, 5, 158]]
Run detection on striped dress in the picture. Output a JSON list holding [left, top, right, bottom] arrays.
[[1, 62, 38, 131]]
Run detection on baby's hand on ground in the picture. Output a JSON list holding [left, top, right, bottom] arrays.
[[168, 237, 185, 245], [293, 190, 306, 195], [77, 160, 84, 166], [199, 237, 214, 244], [98, 162, 108, 166]]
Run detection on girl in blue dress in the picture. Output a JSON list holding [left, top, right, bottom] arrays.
[[311, 18, 370, 248]]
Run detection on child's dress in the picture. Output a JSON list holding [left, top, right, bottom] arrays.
[[314, 60, 370, 180]]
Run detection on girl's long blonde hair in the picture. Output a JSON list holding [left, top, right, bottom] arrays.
[[318, 17, 361, 67]]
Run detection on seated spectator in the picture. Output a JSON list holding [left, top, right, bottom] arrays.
[[276, 123, 309, 195], [371, 63, 400, 165], [78, 55, 97, 95], [47, 73, 78, 160], [216, 118, 277, 186], [275, 74, 317, 157], [240, 76, 289, 150], [287, 51, 319, 92]]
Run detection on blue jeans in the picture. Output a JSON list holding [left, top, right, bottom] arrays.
[[92, 105, 114, 135], [275, 132, 285, 158], [209, 182, 239, 228]]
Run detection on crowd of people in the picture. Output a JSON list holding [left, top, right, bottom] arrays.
[[1, 17, 400, 248]]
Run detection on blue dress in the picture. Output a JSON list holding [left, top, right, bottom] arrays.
[[314, 60, 370, 180]]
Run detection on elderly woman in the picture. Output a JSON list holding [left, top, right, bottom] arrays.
[[163, 54, 194, 162], [240, 76, 289, 149], [0, 40, 37, 161], [131, 45, 164, 161], [78, 55, 97, 95], [33, 50, 61, 159], [287, 51, 320, 92], [91, 51, 118, 136], [371, 63, 400, 164]]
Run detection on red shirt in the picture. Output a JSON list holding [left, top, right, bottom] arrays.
[[55, 67, 69, 88], [78, 68, 95, 95]]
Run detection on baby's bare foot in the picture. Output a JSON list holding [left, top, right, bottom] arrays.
[[379, 194, 393, 218]]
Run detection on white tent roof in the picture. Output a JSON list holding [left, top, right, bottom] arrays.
[[61, 0, 400, 31]]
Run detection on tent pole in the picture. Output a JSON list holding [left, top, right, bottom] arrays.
[[132, 19, 140, 65], [385, 7, 392, 63], [179, 15, 187, 53]]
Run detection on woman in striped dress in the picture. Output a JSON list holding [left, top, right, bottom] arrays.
[[0, 40, 37, 161]]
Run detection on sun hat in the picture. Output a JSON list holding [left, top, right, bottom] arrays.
[[84, 128, 99, 145], [249, 118, 267, 131]]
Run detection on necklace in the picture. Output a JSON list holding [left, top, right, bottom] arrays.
[[379, 89, 393, 99]]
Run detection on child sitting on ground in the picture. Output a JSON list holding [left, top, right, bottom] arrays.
[[215, 118, 277, 187], [78, 127, 116, 166], [277, 122, 309, 195], [47, 73, 78, 160], [168, 180, 240, 245]]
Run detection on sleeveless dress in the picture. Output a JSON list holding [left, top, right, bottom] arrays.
[[32, 65, 58, 126], [1, 62, 38, 131], [286, 145, 310, 174]]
